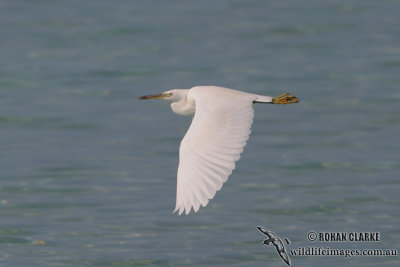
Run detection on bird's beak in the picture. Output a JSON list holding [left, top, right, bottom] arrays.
[[137, 92, 172, 100]]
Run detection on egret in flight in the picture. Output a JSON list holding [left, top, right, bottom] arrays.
[[138, 86, 298, 215]]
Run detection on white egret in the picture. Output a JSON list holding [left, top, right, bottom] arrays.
[[138, 86, 298, 215]]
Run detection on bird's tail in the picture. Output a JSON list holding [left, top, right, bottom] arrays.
[[253, 95, 273, 103]]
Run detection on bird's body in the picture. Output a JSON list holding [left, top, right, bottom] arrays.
[[138, 86, 298, 215], [257, 226, 291, 266], [167, 86, 273, 116]]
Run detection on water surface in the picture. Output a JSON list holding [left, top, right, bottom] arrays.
[[1, 0, 399, 266]]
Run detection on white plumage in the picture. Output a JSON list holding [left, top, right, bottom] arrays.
[[138, 86, 298, 215]]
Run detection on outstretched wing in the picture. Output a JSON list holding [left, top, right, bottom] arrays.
[[279, 248, 291, 266], [257, 226, 274, 239], [174, 86, 257, 215]]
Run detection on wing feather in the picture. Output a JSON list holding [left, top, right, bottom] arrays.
[[174, 86, 257, 214]]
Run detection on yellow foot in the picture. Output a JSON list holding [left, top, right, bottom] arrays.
[[272, 93, 299, 104]]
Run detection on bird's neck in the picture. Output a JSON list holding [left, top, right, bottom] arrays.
[[170, 91, 195, 116]]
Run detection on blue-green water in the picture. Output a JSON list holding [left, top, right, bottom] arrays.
[[1, 0, 399, 266]]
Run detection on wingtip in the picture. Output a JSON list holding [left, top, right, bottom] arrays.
[[173, 205, 193, 215], [257, 226, 266, 232], [284, 257, 291, 266], [173, 206, 181, 215]]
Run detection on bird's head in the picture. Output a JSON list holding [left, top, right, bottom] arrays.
[[137, 89, 188, 102]]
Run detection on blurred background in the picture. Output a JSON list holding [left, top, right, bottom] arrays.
[[0, 0, 399, 266]]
